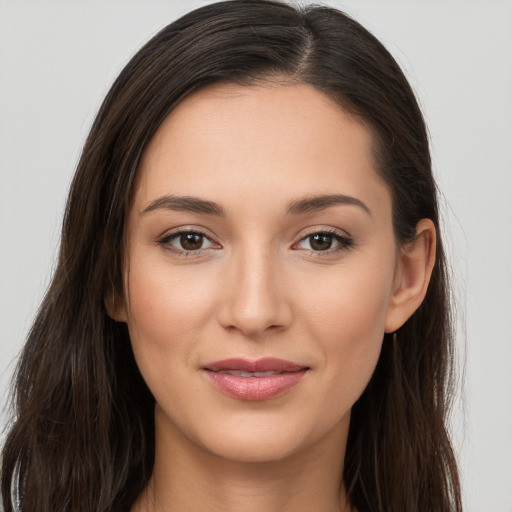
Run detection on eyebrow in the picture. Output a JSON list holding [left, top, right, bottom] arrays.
[[286, 194, 371, 216], [141, 195, 226, 216], [141, 193, 371, 217]]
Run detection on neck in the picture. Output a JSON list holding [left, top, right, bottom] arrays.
[[132, 408, 353, 512]]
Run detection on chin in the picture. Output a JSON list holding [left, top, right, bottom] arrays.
[[179, 407, 351, 466], [206, 428, 309, 463]]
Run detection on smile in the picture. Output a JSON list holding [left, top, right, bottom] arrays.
[[202, 358, 309, 401]]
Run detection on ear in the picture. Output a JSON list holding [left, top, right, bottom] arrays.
[[104, 287, 128, 323], [385, 218, 436, 333]]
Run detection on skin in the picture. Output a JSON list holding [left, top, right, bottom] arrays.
[[110, 82, 435, 512]]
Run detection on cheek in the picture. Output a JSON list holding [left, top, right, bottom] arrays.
[[123, 254, 217, 377], [296, 255, 395, 400], [300, 255, 395, 338]]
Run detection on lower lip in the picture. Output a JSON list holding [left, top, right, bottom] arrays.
[[204, 369, 308, 401]]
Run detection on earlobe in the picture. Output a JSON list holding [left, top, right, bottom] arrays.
[[385, 219, 436, 333], [104, 288, 128, 323]]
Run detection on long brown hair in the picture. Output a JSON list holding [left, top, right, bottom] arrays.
[[1, 1, 462, 510]]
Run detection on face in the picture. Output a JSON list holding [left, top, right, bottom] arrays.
[[117, 83, 402, 463]]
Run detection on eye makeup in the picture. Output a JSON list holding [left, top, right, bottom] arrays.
[[156, 225, 355, 258]]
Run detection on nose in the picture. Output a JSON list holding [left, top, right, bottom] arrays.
[[218, 245, 293, 338]]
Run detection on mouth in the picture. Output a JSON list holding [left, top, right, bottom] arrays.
[[215, 370, 287, 377], [202, 358, 309, 401]]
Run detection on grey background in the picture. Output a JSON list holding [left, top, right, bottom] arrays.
[[1, 1, 511, 510]]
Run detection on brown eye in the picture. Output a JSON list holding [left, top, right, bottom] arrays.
[[294, 230, 354, 254], [159, 230, 217, 254], [180, 232, 204, 251], [309, 233, 333, 251]]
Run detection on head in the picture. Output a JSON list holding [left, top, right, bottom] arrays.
[[2, 1, 461, 511]]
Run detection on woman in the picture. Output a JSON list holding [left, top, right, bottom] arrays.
[[1, 1, 462, 511]]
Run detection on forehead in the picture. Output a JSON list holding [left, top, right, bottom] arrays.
[[133, 82, 390, 219]]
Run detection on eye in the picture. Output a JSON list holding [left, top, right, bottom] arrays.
[[294, 230, 353, 253], [158, 230, 218, 254]]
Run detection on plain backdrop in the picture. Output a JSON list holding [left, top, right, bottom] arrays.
[[1, 1, 511, 511]]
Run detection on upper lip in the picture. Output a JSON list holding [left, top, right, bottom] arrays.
[[203, 357, 307, 373]]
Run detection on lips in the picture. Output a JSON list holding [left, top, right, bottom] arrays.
[[202, 358, 309, 401]]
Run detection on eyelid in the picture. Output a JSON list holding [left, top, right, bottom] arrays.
[[297, 226, 352, 239], [157, 226, 221, 255], [156, 225, 354, 256], [292, 227, 354, 253]]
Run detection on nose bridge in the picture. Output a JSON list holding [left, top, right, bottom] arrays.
[[220, 239, 290, 336]]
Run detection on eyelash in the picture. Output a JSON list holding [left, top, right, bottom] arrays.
[[293, 228, 354, 256], [157, 227, 354, 257], [157, 229, 219, 257]]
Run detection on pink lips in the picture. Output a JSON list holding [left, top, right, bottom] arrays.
[[203, 358, 308, 401]]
